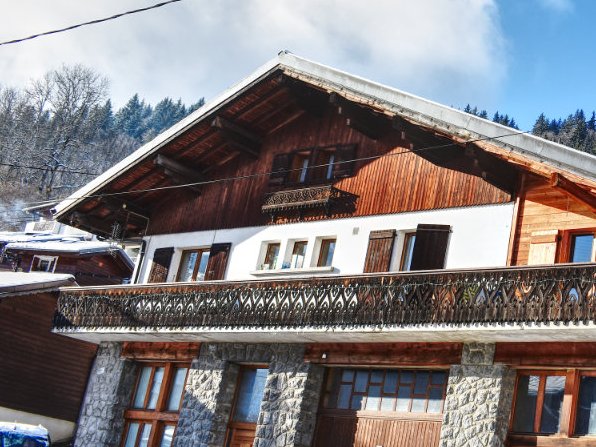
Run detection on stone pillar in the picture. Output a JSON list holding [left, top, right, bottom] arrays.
[[174, 343, 324, 447], [74, 342, 137, 447], [254, 345, 324, 447], [439, 343, 516, 447], [173, 345, 240, 447]]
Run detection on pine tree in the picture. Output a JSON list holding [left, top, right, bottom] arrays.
[[532, 113, 550, 136]]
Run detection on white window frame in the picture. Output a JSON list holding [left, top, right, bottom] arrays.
[[31, 255, 58, 273]]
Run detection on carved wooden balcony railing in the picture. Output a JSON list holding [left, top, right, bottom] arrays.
[[53, 264, 596, 332], [261, 185, 354, 214]]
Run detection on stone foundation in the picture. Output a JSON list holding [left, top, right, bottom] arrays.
[[439, 343, 515, 447], [74, 343, 137, 447]]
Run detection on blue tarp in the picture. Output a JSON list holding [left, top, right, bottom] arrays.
[[0, 423, 50, 447]]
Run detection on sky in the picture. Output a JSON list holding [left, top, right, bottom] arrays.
[[0, 0, 595, 131]]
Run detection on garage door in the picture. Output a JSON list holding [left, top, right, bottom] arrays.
[[313, 368, 447, 447]]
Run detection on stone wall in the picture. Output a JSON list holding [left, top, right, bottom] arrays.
[[74, 342, 137, 447], [439, 343, 516, 447], [174, 343, 324, 447]]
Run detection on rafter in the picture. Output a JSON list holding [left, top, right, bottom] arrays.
[[154, 154, 203, 193], [211, 116, 261, 158], [551, 173, 596, 213], [329, 93, 390, 140]]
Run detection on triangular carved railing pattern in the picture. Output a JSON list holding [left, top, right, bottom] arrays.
[[53, 264, 596, 331]]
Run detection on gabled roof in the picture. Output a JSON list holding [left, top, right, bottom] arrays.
[[53, 52, 596, 228]]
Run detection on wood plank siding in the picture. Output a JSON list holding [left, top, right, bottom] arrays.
[[147, 110, 512, 235], [510, 174, 596, 265], [0, 291, 97, 421], [15, 252, 132, 286], [314, 412, 442, 447]]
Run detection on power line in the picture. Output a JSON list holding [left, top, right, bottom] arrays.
[[0, 162, 99, 176], [0, 0, 183, 47], [43, 128, 532, 206]]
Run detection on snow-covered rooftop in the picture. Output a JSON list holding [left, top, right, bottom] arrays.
[[0, 272, 76, 297]]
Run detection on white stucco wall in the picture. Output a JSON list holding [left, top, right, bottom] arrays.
[[137, 203, 514, 283]]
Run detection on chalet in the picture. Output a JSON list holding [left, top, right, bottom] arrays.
[[51, 53, 596, 447], [0, 215, 135, 285], [0, 272, 97, 445]]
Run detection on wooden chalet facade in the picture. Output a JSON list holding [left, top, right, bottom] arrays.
[[51, 53, 596, 447]]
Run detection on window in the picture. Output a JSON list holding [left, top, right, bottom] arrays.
[[398, 224, 451, 271], [177, 248, 210, 281], [269, 144, 356, 186], [569, 233, 595, 263], [511, 372, 566, 434], [289, 241, 307, 269], [317, 238, 336, 267], [260, 243, 280, 270], [321, 368, 448, 413], [509, 369, 596, 440], [400, 232, 416, 271], [575, 372, 596, 435], [31, 255, 58, 273], [287, 151, 310, 184], [122, 363, 189, 447]]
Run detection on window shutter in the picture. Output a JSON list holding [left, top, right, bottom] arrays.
[[332, 144, 357, 179], [147, 247, 174, 283], [363, 230, 396, 273], [204, 243, 231, 280], [527, 230, 559, 265], [269, 153, 291, 186], [410, 224, 451, 271]]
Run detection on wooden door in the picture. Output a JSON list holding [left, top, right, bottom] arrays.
[[226, 367, 268, 447]]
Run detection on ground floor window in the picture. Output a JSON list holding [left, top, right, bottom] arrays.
[[122, 363, 189, 447], [321, 368, 448, 414], [509, 369, 596, 441]]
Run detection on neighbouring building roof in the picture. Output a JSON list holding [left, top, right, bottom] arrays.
[[53, 52, 596, 221], [4, 237, 135, 270], [0, 272, 77, 297]]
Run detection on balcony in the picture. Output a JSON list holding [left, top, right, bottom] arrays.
[[53, 263, 596, 343], [261, 185, 355, 216]]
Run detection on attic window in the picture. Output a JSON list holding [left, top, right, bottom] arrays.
[[269, 144, 356, 186], [31, 255, 58, 273]]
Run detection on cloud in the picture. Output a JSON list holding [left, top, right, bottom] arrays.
[[0, 0, 507, 111], [537, 0, 574, 12]]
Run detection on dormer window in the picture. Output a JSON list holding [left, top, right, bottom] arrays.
[[269, 144, 356, 187]]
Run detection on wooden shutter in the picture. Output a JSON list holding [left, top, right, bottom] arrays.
[[410, 224, 451, 271], [204, 243, 231, 280], [332, 144, 357, 179], [147, 247, 174, 283], [527, 230, 559, 265], [269, 153, 291, 186], [363, 230, 396, 273]]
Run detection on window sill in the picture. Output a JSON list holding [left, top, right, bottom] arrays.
[[250, 266, 335, 276]]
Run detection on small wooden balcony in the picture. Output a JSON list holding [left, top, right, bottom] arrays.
[[53, 263, 596, 343], [261, 185, 354, 216]]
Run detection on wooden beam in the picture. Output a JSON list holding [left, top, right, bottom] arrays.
[[304, 342, 462, 366], [329, 92, 390, 140], [121, 342, 200, 361], [550, 173, 596, 213], [283, 76, 328, 117], [100, 197, 150, 219], [211, 116, 261, 158], [154, 154, 203, 193]]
